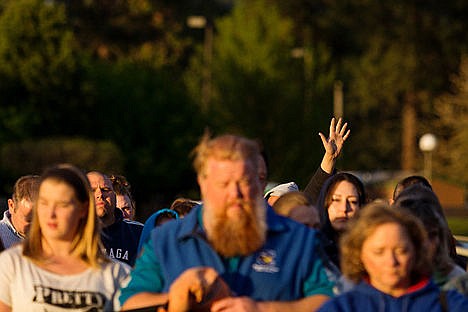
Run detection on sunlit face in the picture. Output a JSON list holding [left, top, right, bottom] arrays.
[[116, 194, 134, 220], [8, 198, 34, 237], [87, 172, 116, 225], [198, 157, 266, 257], [37, 179, 87, 242], [289, 205, 321, 229], [199, 158, 262, 222], [361, 222, 415, 297], [328, 181, 360, 232]]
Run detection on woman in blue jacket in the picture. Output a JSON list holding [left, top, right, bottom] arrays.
[[318, 202, 468, 312]]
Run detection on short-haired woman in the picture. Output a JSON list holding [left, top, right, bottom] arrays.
[[318, 202, 468, 311]]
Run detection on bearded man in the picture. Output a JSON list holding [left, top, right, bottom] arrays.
[[120, 134, 335, 312]]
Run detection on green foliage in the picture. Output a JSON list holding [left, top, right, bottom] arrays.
[[64, 0, 190, 67], [0, 0, 82, 142], [0, 137, 123, 174], [0, 0, 76, 91], [1, 0, 468, 209], [185, 0, 337, 184], [339, 1, 468, 173], [0, 137, 123, 194], [81, 59, 204, 207], [434, 57, 468, 186], [447, 217, 468, 236]]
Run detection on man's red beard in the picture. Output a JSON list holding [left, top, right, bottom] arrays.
[[204, 198, 266, 257]]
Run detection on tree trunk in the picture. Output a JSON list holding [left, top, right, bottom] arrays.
[[401, 92, 417, 171]]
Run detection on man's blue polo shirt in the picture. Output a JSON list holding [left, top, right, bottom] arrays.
[[119, 205, 335, 304]]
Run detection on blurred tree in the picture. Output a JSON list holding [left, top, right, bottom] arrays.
[[61, 0, 232, 67], [81, 59, 205, 218], [0, 0, 207, 212], [61, 0, 183, 65], [0, 137, 123, 179], [434, 56, 468, 186], [0, 0, 82, 141], [342, 1, 468, 171], [185, 0, 337, 185]]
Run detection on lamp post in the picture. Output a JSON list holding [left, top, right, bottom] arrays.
[[187, 16, 213, 112], [418, 133, 437, 181]]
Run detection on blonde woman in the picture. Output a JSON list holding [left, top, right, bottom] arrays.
[[0, 164, 130, 311]]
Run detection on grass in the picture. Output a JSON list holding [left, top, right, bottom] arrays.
[[447, 217, 468, 236]]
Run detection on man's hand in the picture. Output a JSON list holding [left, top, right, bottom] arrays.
[[168, 267, 231, 312], [210, 296, 258, 312], [319, 117, 350, 173]]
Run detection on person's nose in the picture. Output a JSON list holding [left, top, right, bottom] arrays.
[[94, 187, 102, 199], [228, 182, 243, 199], [345, 200, 353, 213], [48, 205, 57, 218], [386, 251, 399, 267], [337, 200, 347, 213]]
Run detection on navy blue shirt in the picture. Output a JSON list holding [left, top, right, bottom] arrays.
[[318, 278, 468, 312], [120, 205, 335, 304], [101, 208, 143, 266]]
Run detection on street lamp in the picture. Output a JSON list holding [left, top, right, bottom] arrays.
[[187, 16, 213, 112], [418, 133, 437, 181]]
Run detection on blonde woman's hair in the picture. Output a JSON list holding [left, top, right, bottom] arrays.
[[340, 202, 431, 284], [192, 132, 260, 178], [23, 164, 108, 267]]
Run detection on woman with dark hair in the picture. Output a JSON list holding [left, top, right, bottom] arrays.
[[0, 164, 130, 311], [318, 202, 468, 312], [316, 172, 366, 268]]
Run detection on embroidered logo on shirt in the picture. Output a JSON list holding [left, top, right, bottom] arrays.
[[252, 249, 280, 273]]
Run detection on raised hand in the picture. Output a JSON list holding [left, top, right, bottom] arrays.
[[318, 117, 350, 173]]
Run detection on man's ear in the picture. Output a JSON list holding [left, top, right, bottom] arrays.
[[7, 199, 15, 213], [197, 175, 205, 191]]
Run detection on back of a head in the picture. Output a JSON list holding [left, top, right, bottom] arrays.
[[394, 183, 445, 220], [12, 175, 41, 204], [393, 175, 432, 201], [154, 208, 179, 226], [265, 182, 299, 199], [110, 174, 132, 196], [272, 191, 311, 216], [393, 184, 453, 272], [192, 133, 260, 177], [170, 198, 199, 218]]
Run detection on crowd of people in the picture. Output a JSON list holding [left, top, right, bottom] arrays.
[[0, 117, 467, 311]]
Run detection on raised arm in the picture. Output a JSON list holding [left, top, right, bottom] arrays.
[[319, 117, 350, 174], [304, 117, 350, 202]]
